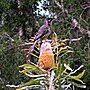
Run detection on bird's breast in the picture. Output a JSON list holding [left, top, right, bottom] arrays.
[[42, 28, 51, 39]]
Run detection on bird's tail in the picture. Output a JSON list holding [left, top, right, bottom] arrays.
[[26, 40, 37, 59]]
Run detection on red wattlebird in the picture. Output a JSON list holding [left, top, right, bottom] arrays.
[[26, 18, 54, 58]]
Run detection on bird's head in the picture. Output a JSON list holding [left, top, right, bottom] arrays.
[[45, 18, 55, 26]]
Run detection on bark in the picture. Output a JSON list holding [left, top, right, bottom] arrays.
[[17, 0, 23, 39], [87, 31, 90, 62], [17, 0, 26, 39]]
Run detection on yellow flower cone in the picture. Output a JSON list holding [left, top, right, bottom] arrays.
[[38, 41, 55, 69]]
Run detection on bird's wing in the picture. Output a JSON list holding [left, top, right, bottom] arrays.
[[34, 25, 48, 41]]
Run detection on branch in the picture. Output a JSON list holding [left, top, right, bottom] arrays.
[[54, 0, 89, 35], [4, 32, 14, 42], [61, 65, 84, 84], [54, 0, 69, 15], [54, 0, 62, 8], [60, 37, 82, 42], [20, 37, 82, 46], [80, 6, 90, 26], [17, 0, 23, 15], [19, 42, 33, 46]]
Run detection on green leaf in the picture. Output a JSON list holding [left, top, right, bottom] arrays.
[[19, 64, 46, 74], [19, 64, 35, 68], [68, 76, 85, 84], [76, 70, 85, 79], [59, 49, 73, 54], [30, 52, 39, 58], [58, 42, 65, 47], [56, 58, 62, 75], [17, 78, 43, 89], [62, 71, 68, 75], [19, 68, 36, 73], [16, 86, 29, 90], [58, 46, 72, 52]]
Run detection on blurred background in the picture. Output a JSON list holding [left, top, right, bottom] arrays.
[[0, 0, 90, 89]]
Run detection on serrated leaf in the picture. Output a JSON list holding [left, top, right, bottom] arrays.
[[19, 64, 35, 68], [17, 79, 42, 89], [30, 52, 39, 58], [60, 49, 73, 54], [63, 71, 68, 75], [58, 42, 65, 47], [68, 76, 85, 84], [21, 80, 39, 87], [65, 50, 73, 53], [76, 70, 85, 79], [58, 46, 73, 55], [19, 68, 36, 73], [19, 64, 46, 74]]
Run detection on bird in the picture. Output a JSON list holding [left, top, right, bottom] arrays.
[[26, 18, 54, 58]]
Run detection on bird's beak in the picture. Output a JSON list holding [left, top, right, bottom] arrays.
[[52, 18, 55, 22]]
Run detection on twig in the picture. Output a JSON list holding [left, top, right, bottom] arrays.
[[80, 6, 90, 26], [22, 85, 41, 90], [54, 0, 62, 8], [20, 40, 53, 46], [54, 0, 69, 16], [65, 83, 71, 90], [54, 0, 89, 35], [87, 31, 90, 62], [60, 37, 82, 42], [61, 65, 84, 84], [49, 70, 55, 90], [6, 84, 41, 89], [61, 0, 64, 12], [21, 37, 82, 46], [80, 6, 90, 18], [6, 84, 21, 88], [4, 32, 14, 42], [19, 42, 33, 46], [23, 73, 47, 78]]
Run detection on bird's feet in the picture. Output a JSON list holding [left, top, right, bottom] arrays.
[[26, 46, 34, 58]]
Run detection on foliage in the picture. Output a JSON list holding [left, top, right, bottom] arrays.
[[0, 39, 30, 89], [16, 63, 85, 90], [7, 38, 86, 90], [0, 0, 90, 89]]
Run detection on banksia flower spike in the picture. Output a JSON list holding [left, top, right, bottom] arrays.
[[38, 41, 55, 70]]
